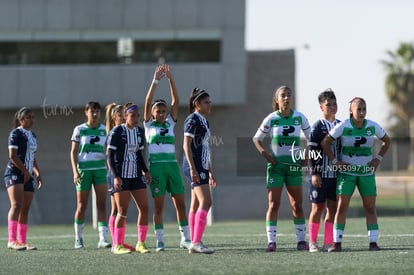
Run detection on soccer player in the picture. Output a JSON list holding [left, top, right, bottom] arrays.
[[307, 89, 341, 252], [252, 86, 311, 252], [5, 107, 43, 250], [107, 103, 152, 255], [144, 65, 191, 252], [104, 103, 136, 252], [183, 88, 216, 254], [321, 97, 390, 252], [70, 101, 110, 249]]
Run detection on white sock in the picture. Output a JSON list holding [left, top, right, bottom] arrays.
[[295, 223, 306, 242], [333, 229, 344, 243], [179, 225, 190, 241], [368, 229, 379, 243], [266, 225, 277, 243], [98, 225, 108, 241], [155, 229, 164, 242], [74, 223, 85, 240]]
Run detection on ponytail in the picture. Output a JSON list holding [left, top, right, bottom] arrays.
[[105, 103, 124, 132]]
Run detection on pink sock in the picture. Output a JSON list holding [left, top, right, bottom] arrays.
[[324, 221, 334, 245], [108, 215, 116, 245], [8, 220, 18, 243], [138, 225, 148, 243], [114, 226, 126, 246], [17, 223, 28, 244], [308, 222, 320, 243], [193, 209, 208, 244], [188, 212, 196, 242]]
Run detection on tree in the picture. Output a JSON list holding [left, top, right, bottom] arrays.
[[381, 42, 414, 170]]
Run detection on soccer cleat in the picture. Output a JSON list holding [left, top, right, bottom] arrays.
[[322, 244, 332, 252], [21, 242, 37, 250], [266, 242, 276, 252], [297, 241, 309, 251], [136, 242, 150, 254], [74, 238, 84, 249], [309, 242, 319, 253], [155, 241, 165, 252], [97, 240, 111, 249], [369, 242, 381, 251], [179, 239, 191, 249], [123, 243, 135, 252], [7, 241, 26, 251], [113, 244, 132, 255], [327, 242, 342, 252], [188, 242, 215, 254]]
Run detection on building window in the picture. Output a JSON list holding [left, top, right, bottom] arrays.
[[0, 40, 221, 64]]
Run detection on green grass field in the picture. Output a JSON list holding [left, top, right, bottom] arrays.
[[0, 217, 413, 274]]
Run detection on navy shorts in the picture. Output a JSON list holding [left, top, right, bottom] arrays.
[[183, 160, 209, 189], [308, 176, 337, 203], [113, 177, 146, 193], [4, 171, 35, 192]]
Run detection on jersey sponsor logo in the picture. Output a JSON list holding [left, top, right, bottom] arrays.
[[282, 126, 295, 136], [90, 135, 100, 145], [354, 136, 367, 147]]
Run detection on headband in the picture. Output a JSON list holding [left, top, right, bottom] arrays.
[[17, 107, 32, 120], [125, 105, 139, 114], [151, 100, 167, 110], [112, 105, 123, 115], [192, 90, 207, 105]]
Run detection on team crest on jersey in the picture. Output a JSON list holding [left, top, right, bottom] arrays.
[[366, 128, 372, 136], [200, 172, 207, 180], [12, 175, 18, 181], [312, 190, 318, 199], [294, 118, 300, 125]]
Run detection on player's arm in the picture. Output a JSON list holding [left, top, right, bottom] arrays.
[[70, 141, 80, 184], [144, 65, 165, 122], [183, 135, 200, 183], [33, 159, 43, 189], [164, 65, 179, 121], [252, 125, 275, 165], [370, 133, 390, 170], [9, 147, 31, 183]]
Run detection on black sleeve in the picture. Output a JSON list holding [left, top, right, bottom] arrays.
[[108, 148, 120, 177]]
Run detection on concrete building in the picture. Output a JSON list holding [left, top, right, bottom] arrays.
[[0, 0, 299, 225]]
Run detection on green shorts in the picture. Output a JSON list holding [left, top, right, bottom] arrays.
[[336, 173, 377, 196], [266, 163, 303, 188], [149, 162, 185, 197], [76, 168, 107, 192]]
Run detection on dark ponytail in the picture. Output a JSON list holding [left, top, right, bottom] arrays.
[[188, 88, 210, 114]]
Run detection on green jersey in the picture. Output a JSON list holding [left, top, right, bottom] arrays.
[[329, 118, 386, 175], [71, 123, 107, 170], [254, 110, 311, 165], [144, 114, 177, 163]]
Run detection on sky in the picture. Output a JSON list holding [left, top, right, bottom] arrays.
[[245, 0, 414, 129]]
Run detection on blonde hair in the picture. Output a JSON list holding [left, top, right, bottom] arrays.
[[273, 86, 292, 111], [105, 103, 123, 133]]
